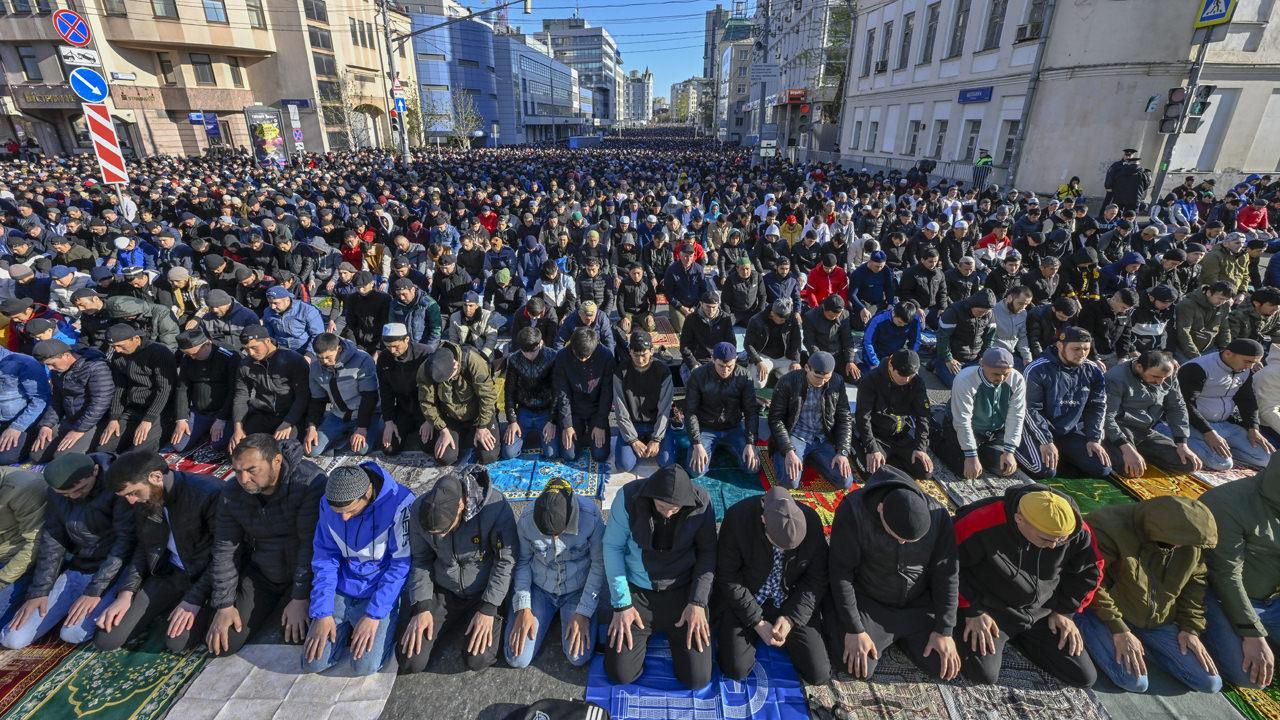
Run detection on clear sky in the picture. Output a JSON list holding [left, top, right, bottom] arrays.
[[500, 0, 737, 101]]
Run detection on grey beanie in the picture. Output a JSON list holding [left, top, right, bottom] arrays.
[[326, 465, 372, 506]]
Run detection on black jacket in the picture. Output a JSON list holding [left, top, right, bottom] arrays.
[[802, 306, 855, 367], [721, 270, 766, 325], [174, 342, 239, 419], [39, 347, 114, 432], [614, 476, 717, 608], [341, 289, 392, 354], [29, 453, 133, 598], [209, 440, 325, 608], [685, 364, 759, 442], [679, 310, 735, 368], [944, 268, 982, 305], [744, 310, 802, 365], [1076, 298, 1134, 357], [899, 263, 948, 312], [767, 369, 853, 456], [199, 302, 261, 352], [1027, 303, 1073, 356], [854, 363, 930, 454], [829, 477, 958, 635], [716, 495, 827, 628], [232, 347, 310, 427], [120, 471, 222, 607], [552, 345, 614, 430], [376, 342, 430, 423], [509, 304, 560, 348], [505, 346, 557, 421]]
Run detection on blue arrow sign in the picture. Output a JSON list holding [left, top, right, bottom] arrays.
[[69, 67, 109, 104], [394, 97, 406, 113]]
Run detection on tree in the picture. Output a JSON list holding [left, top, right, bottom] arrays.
[[340, 70, 374, 149], [400, 85, 424, 147], [448, 88, 483, 149], [420, 91, 451, 146]]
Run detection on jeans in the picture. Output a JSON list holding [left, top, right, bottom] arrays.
[[561, 418, 610, 464], [772, 435, 854, 489], [0, 576, 29, 628], [1202, 589, 1280, 688], [1186, 421, 1272, 470], [501, 408, 557, 460], [503, 585, 596, 668], [689, 427, 752, 474], [1076, 610, 1223, 693], [931, 357, 976, 388], [300, 591, 398, 676], [310, 412, 384, 457], [613, 422, 675, 472], [0, 569, 121, 648]]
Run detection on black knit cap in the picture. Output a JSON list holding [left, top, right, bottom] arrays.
[[533, 477, 577, 536], [419, 473, 464, 534], [878, 479, 931, 541]]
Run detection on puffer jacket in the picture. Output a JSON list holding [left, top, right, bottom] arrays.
[[0, 347, 49, 432], [38, 346, 113, 432], [1200, 456, 1280, 637], [767, 368, 853, 456], [390, 289, 443, 350], [829, 476, 957, 634], [105, 295, 179, 350], [1103, 357, 1192, 443], [717, 494, 826, 629], [1174, 290, 1232, 358], [405, 465, 517, 616], [1086, 496, 1218, 633], [504, 345, 557, 421], [263, 298, 325, 354], [29, 453, 134, 599], [1199, 243, 1249, 293], [937, 292, 996, 363], [307, 338, 379, 427], [209, 440, 326, 608], [232, 346, 310, 427]]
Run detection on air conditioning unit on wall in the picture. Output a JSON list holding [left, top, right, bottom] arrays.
[[1015, 22, 1043, 42]]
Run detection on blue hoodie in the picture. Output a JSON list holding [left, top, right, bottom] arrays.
[[309, 462, 415, 620], [0, 347, 50, 431], [862, 309, 921, 367], [848, 263, 898, 310], [1099, 251, 1145, 295]]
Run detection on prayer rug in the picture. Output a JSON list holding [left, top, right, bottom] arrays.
[[1111, 468, 1213, 502], [1039, 476, 1135, 514], [169, 443, 234, 480], [932, 463, 1029, 509], [804, 647, 951, 720], [651, 315, 680, 350], [940, 648, 1112, 720], [916, 478, 957, 514], [0, 631, 207, 720], [1225, 682, 1280, 720], [487, 455, 541, 501], [0, 642, 76, 716], [697, 461, 767, 522], [758, 449, 854, 536], [585, 635, 808, 720], [534, 455, 608, 499], [165, 643, 397, 720], [1195, 465, 1262, 488]]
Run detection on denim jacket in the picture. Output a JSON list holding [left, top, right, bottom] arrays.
[[510, 495, 605, 619]]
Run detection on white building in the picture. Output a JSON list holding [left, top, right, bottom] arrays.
[[671, 76, 714, 129], [623, 68, 653, 125], [837, 0, 1280, 196]]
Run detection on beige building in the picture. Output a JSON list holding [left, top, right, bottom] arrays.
[[836, 0, 1280, 196], [0, 0, 415, 157]]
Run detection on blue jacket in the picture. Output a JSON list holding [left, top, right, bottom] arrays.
[[511, 495, 605, 618], [389, 290, 442, 350], [1023, 348, 1107, 443], [309, 462, 415, 620], [1099, 251, 1145, 296], [554, 310, 615, 354], [762, 271, 801, 311], [0, 348, 50, 431], [862, 309, 921, 368], [264, 298, 325, 353], [113, 242, 156, 272], [39, 347, 113, 432], [848, 264, 898, 310], [661, 261, 707, 308]]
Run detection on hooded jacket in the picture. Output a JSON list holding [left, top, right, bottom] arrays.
[[1085, 496, 1218, 633], [0, 467, 47, 586], [1023, 348, 1107, 442], [1228, 303, 1280, 347], [937, 292, 996, 363], [1199, 456, 1280, 638], [863, 309, 922, 368], [405, 465, 517, 616], [511, 494, 605, 619], [105, 295, 180, 350], [307, 338, 379, 428], [830, 477, 958, 634], [120, 470, 222, 608], [417, 341, 497, 429], [717, 494, 826, 629], [29, 453, 135, 599], [309, 463, 415, 621], [603, 474, 717, 610], [209, 440, 326, 608], [953, 484, 1104, 632]]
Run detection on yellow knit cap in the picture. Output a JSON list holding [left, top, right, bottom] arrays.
[[1018, 491, 1076, 537]]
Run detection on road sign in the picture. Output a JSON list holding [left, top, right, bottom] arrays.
[[394, 97, 406, 114], [69, 67, 109, 103], [391, 79, 405, 98], [1194, 0, 1237, 28], [52, 9, 92, 47], [292, 128, 304, 142], [58, 46, 100, 67], [759, 139, 777, 148], [286, 104, 301, 128], [749, 64, 780, 82], [759, 147, 777, 158], [187, 112, 204, 123], [82, 102, 128, 185]]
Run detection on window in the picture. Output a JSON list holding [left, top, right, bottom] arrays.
[[1028, 0, 1049, 25], [158, 52, 176, 85], [313, 52, 337, 78], [982, 0, 1007, 51], [17, 46, 40, 82], [738, 66, 747, 76], [202, 0, 227, 22], [898, 12, 914, 70], [850, 120, 862, 150], [861, 28, 875, 76], [867, 121, 879, 151], [191, 53, 215, 85], [303, 0, 327, 22], [961, 119, 981, 161], [930, 119, 948, 158], [317, 80, 341, 101], [879, 21, 893, 66], [11, 0, 29, 13], [349, 17, 358, 44], [33, 0, 52, 14], [151, 0, 178, 18], [947, 0, 971, 58], [921, 3, 940, 63], [999, 119, 1020, 164], [736, 84, 746, 95], [228, 56, 243, 87], [906, 120, 923, 156], [458, 59, 480, 68], [246, 0, 265, 28], [417, 52, 446, 61], [309, 26, 332, 50]]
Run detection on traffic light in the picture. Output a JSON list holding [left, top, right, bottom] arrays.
[[389, 109, 401, 134], [1159, 87, 1186, 134], [523, 0, 532, 13], [1189, 84, 1216, 116]]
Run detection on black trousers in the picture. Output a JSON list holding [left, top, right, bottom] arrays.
[[605, 585, 712, 690], [955, 613, 1097, 688], [208, 566, 296, 657], [824, 596, 946, 679], [381, 409, 428, 456], [239, 410, 298, 438], [719, 605, 830, 685], [1105, 427, 1197, 474], [394, 590, 504, 674], [30, 419, 107, 464], [856, 432, 931, 480], [94, 567, 212, 653], [433, 418, 501, 465], [933, 422, 1009, 479], [96, 411, 170, 454]]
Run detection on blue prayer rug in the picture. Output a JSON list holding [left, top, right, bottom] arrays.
[[486, 456, 540, 500], [585, 636, 808, 720], [533, 454, 607, 499]]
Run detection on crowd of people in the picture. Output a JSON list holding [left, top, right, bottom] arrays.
[[0, 133, 1275, 700]]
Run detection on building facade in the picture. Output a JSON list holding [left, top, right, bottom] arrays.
[[493, 28, 590, 145], [837, 0, 1280, 195], [623, 67, 652, 125], [403, 0, 501, 147], [716, 39, 752, 144], [703, 3, 730, 80], [536, 17, 624, 127], [671, 76, 713, 129]]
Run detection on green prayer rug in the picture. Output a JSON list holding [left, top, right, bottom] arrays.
[[1224, 682, 1280, 720], [0, 632, 208, 720], [1040, 476, 1135, 514]]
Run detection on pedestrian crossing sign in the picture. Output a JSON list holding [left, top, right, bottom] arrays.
[[1194, 0, 1237, 28]]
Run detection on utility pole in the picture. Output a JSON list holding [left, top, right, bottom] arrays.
[[1153, 26, 1213, 202], [753, 0, 772, 169], [378, 0, 410, 160]]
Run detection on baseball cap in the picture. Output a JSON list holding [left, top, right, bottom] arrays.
[[265, 285, 290, 300], [628, 330, 653, 351], [32, 339, 72, 361], [176, 327, 209, 350], [980, 347, 1015, 368], [49, 265, 73, 280]]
